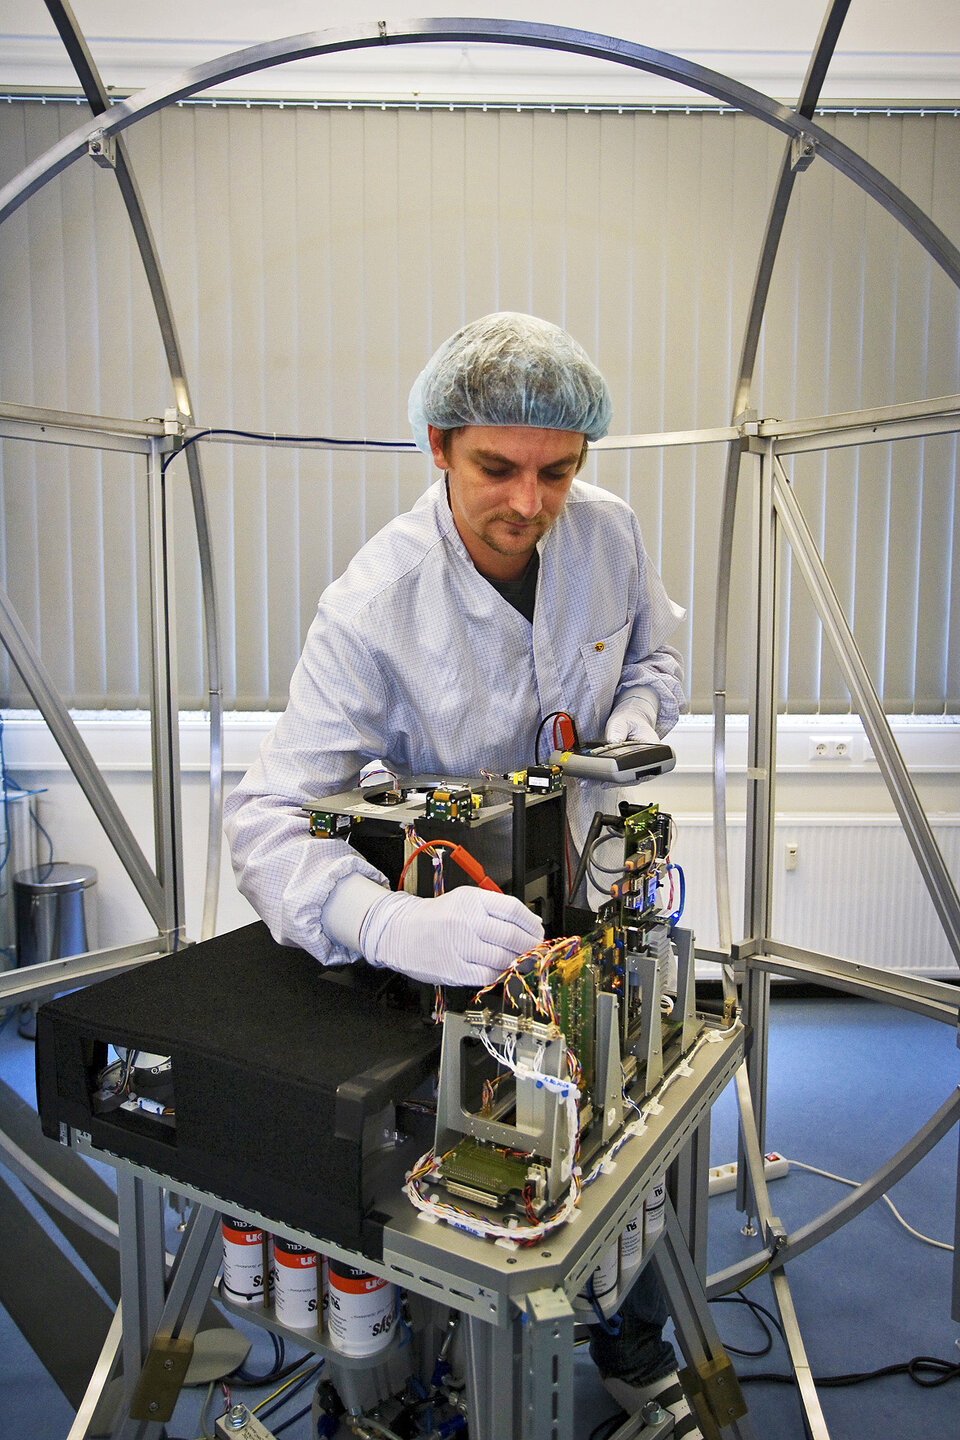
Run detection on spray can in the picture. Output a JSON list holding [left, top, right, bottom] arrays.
[[619, 1199, 645, 1283], [326, 1261, 397, 1357], [644, 1173, 666, 1246], [273, 1237, 320, 1330], [221, 1216, 270, 1306]]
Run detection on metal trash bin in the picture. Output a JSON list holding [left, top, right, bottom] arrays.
[[13, 863, 97, 1038]]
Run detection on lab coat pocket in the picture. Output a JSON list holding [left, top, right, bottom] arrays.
[[578, 619, 631, 735]]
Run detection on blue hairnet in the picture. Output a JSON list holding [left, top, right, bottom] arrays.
[[407, 312, 612, 453]]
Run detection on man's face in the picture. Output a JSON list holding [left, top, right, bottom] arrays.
[[428, 424, 584, 580]]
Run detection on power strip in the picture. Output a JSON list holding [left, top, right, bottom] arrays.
[[709, 1152, 789, 1196]]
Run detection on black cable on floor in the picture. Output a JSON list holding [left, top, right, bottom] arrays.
[[273, 1401, 313, 1435], [739, 1354, 960, 1389]]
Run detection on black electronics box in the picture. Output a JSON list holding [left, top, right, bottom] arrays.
[[35, 922, 443, 1259]]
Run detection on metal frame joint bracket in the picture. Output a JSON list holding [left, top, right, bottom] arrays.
[[87, 130, 116, 169], [128, 1335, 194, 1422], [678, 1355, 748, 1440], [790, 132, 818, 172]]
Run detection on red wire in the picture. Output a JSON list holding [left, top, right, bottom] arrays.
[[397, 839, 457, 890]]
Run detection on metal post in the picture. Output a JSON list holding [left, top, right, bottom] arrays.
[[113, 1173, 165, 1440], [737, 443, 779, 1217], [146, 438, 185, 945], [651, 1202, 757, 1438], [521, 1289, 575, 1440], [462, 1312, 521, 1440], [668, 1117, 711, 1279]]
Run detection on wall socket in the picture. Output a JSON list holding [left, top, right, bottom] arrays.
[[808, 735, 863, 761]]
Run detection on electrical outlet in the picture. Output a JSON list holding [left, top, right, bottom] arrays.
[[808, 735, 862, 761], [709, 1153, 789, 1196]]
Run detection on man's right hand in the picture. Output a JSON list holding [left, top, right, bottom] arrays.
[[360, 886, 544, 988]]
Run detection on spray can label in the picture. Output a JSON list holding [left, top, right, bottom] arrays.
[[221, 1217, 270, 1305], [326, 1261, 396, 1357], [273, 1238, 320, 1330], [620, 1201, 645, 1277], [644, 1174, 667, 1245]]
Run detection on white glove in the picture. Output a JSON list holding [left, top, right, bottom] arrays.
[[360, 886, 544, 987], [604, 686, 661, 746]]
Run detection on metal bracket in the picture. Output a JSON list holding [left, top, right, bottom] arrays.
[[678, 1356, 748, 1439], [128, 1335, 194, 1422], [790, 132, 817, 172], [87, 130, 116, 169]]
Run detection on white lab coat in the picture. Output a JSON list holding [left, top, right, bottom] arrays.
[[224, 478, 683, 963]]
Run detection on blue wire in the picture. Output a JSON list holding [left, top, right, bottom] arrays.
[[30, 804, 54, 880], [272, 1402, 313, 1435], [585, 1274, 621, 1335], [161, 427, 413, 476]]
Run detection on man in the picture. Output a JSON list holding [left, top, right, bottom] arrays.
[[225, 312, 692, 1426]]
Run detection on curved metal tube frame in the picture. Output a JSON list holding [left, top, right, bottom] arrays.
[[712, 0, 852, 968], [1, 18, 960, 288], [3, 17, 959, 1437], [44, 0, 224, 941]]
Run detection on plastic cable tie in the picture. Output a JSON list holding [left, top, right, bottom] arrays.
[[495, 1237, 518, 1252], [601, 1157, 617, 1174], [417, 1210, 441, 1226]]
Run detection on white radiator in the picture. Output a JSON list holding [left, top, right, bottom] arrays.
[[669, 815, 960, 980]]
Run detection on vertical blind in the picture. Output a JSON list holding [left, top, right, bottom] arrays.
[[0, 100, 957, 712]]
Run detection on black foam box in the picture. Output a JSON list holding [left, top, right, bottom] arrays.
[[35, 922, 442, 1258]]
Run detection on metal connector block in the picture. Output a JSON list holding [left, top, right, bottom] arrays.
[[215, 1403, 278, 1438], [791, 133, 817, 172], [88, 130, 116, 169], [128, 1336, 194, 1422], [678, 1357, 747, 1440]]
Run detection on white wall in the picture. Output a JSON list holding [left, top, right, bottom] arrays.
[[3, 711, 959, 978], [2, 1, 959, 102]]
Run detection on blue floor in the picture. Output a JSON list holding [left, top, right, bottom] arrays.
[[1, 992, 958, 1440]]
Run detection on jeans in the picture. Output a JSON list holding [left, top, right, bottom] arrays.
[[587, 1266, 677, 1385]]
